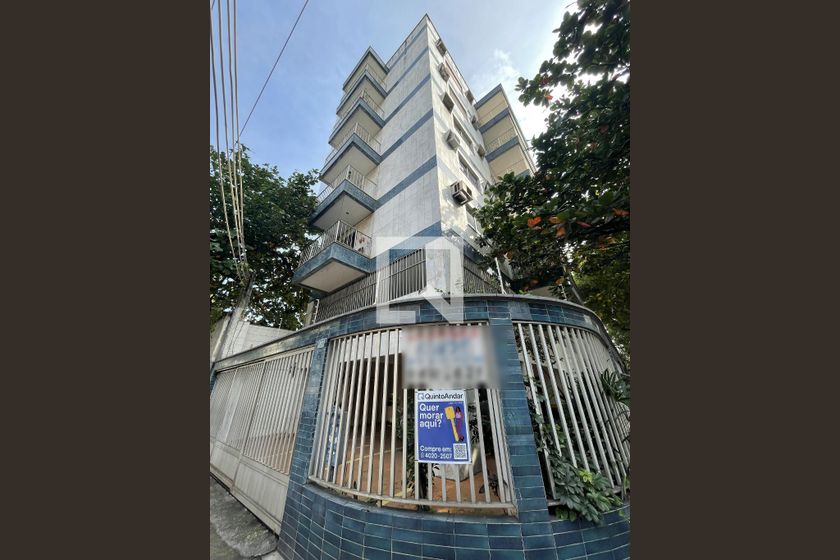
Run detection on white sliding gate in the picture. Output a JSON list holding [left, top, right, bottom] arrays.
[[209, 346, 315, 531]]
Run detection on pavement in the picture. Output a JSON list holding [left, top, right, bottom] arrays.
[[210, 476, 281, 560]]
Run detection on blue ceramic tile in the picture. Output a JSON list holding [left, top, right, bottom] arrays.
[[454, 523, 487, 536], [364, 534, 391, 551], [555, 543, 585, 560], [488, 536, 522, 550], [365, 546, 391, 560], [489, 551, 525, 560], [553, 531, 582, 547], [455, 549, 490, 560], [524, 549, 557, 560], [341, 540, 364, 557], [422, 519, 453, 534], [423, 543, 456, 559], [423, 531, 454, 546], [524, 535, 555, 550], [393, 540, 421, 555], [365, 523, 393, 538], [453, 535, 489, 549], [487, 524, 521, 537]]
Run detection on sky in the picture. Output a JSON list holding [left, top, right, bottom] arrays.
[[211, 0, 572, 178]]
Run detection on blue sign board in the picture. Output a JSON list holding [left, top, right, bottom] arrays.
[[415, 389, 471, 464]]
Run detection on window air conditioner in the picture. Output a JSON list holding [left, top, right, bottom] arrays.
[[466, 90, 475, 103], [470, 114, 478, 126], [477, 144, 486, 157], [436, 39, 447, 55], [438, 62, 450, 81], [445, 129, 460, 149], [451, 181, 473, 205]]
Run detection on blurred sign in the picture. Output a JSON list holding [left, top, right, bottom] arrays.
[[415, 389, 471, 464], [402, 325, 491, 389]]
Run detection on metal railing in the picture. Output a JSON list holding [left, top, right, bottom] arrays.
[[210, 347, 316, 475], [485, 127, 519, 154], [345, 63, 386, 93], [311, 252, 510, 324], [512, 322, 630, 501], [308, 324, 516, 514], [335, 89, 385, 127], [325, 122, 381, 163], [463, 259, 509, 294], [495, 161, 531, 180], [316, 165, 377, 205], [313, 249, 426, 323], [298, 220, 372, 268]]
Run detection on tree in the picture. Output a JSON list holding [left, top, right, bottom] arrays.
[[210, 146, 318, 330], [475, 0, 630, 360]]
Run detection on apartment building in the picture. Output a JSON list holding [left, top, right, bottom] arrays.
[[210, 16, 630, 560], [292, 16, 538, 324]]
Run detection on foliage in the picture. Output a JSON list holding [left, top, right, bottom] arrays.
[[549, 449, 621, 523], [527, 367, 623, 523], [475, 0, 630, 361], [601, 368, 630, 408], [210, 146, 318, 329]]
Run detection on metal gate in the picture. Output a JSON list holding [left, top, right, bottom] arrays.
[[308, 325, 516, 515], [209, 346, 315, 531]]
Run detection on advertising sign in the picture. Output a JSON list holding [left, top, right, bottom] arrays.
[[415, 389, 471, 464]]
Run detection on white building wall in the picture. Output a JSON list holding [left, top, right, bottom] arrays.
[[355, 22, 441, 258], [303, 15, 536, 301], [210, 317, 292, 361]]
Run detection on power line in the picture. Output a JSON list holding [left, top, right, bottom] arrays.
[[239, 0, 310, 136], [210, 5, 240, 271]]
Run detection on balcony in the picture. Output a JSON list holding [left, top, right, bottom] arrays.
[[292, 221, 373, 293], [336, 88, 385, 125], [329, 90, 385, 152], [342, 49, 388, 94], [337, 66, 387, 113], [494, 161, 532, 181], [311, 165, 378, 231], [484, 126, 518, 158], [322, 122, 382, 188]]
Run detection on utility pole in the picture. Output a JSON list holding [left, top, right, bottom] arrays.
[[209, 271, 256, 389]]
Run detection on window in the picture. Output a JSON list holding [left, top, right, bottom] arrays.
[[458, 155, 481, 192], [449, 84, 469, 117], [453, 118, 473, 151], [466, 205, 481, 233], [442, 91, 454, 112]]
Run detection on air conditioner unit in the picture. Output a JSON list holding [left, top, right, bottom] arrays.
[[438, 62, 450, 81], [445, 129, 460, 149], [476, 144, 486, 157], [466, 90, 475, 103], [450, 181, 473, 205], [470, 114, 478, 126], [436, 39, 447, 55]]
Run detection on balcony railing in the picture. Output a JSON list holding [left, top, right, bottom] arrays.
[[334, 89, 385, 130], [325, 122, 381, 163], [495, 161, 530, 180], [312, 249, 427, 323], [308, 251, 510, 325], [345, 63, 386, 93], [316, 165, 377, 204], [485, 127, 519, 153], [298, 220, 372, 268]]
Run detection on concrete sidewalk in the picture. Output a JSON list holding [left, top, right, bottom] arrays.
[[209, 476, 280, 560]]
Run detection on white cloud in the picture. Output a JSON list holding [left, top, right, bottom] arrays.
[[471, 49, 551, 148]]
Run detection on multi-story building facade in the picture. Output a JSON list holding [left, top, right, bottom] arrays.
[[292, 16, 539, 324], [210, 16, 630, 560]]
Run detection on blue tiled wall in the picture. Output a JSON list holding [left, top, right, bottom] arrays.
[[213, 296, 630, 560]]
